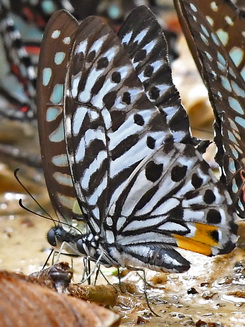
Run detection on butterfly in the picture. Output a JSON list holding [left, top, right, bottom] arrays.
[[174, 0, 245, 218], [37, 6, 237, 273]]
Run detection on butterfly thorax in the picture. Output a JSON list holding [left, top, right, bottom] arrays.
[[76, 233, 121, 267]]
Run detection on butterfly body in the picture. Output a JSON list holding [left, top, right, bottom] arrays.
[[38, 7, 237, 274]]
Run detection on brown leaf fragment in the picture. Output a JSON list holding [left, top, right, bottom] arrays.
[[69, 283, 119, 307], [0, 271, 121, 327]]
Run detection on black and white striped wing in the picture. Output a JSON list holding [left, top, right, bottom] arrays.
[[64, 15, 237, 272], [118, 6, 194, 144], [174, 0, 245, 217], [64, 15, 173, 236]]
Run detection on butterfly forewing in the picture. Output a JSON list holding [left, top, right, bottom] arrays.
[[175, 0, 245, 217], [118, 6, 194, 145], [37, 10, 83, 224], [64, 15, 173, 235]]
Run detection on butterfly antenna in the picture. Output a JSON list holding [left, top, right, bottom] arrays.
[[19, 198, 83, 236], [15, 169, 84, 236], [18, 198, 56, 223], [14, 168, 53, 220]]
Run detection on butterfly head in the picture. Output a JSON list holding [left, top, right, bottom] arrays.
[[47, 225, 81, 248]]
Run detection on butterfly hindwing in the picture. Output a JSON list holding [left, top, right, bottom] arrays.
[[64, 15, 173, 235]]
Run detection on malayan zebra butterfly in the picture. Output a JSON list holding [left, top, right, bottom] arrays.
[[37, 6, 237, 273], [174, 0, 245, 218]]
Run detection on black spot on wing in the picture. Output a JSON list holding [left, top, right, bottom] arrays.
[[103, 91, 117, 109], [191, 173, 203, 189], [111, 110, 127, 132], [171, 165, 187, 182], [97, 56, 109, 69], [149, 86, 160, 100], [87, 50, 96, 63], [145, 161, 163, 182], [134, 114, 144, 126], [147, 136, 156, 149], [144, 64, 154, 77], [111, 71, 121, 83], [134, 49, 147, 62], [207, 209, 222, 224], [122, 91, 131, 105], [91, 75, 106, 95], [204, 189, 216, 204]]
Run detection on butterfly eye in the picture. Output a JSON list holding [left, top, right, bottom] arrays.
[[47, 227, 59, 247]]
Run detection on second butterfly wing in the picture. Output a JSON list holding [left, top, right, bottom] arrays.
[[175, 0, 245, 218], [37, 10, 84, 231]]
